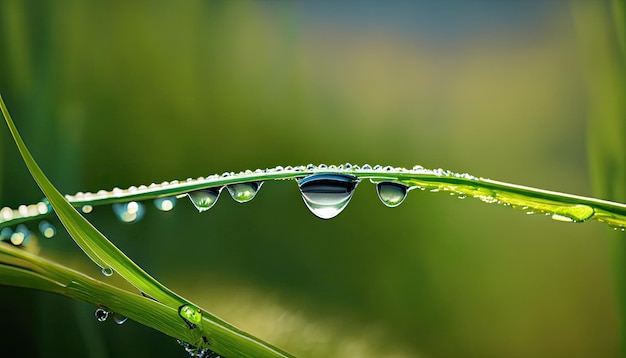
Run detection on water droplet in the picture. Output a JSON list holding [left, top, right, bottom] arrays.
[[81, 205, 93, 214], [178, 304, 202, 329], [113, 312, 128, 325], [0, 227, 12, 241], [187, 188, 222, 212], [102, 267, 114, 277], [226, 182, 263, 203], [376, 182, 409, 208], [298, 173, 359, 219], [95, 307, 109, 322], [113, 201, 145, 223], [38, 220, 56, 238], [11, 224, 30, 246], [551, 214, 574, 222], [154, 196, 177, 211]]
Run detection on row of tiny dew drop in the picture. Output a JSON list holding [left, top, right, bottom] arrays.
[[2, 162, 624, 251]]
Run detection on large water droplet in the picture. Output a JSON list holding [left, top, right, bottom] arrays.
[[154, 196, 177, 211], [95, 307, 109, 322], [298, 173, 359, 219], [376, 182, 409, 208], [113, 201, 145, 223], [38, 220, 56, 238], [178, 304, 202, 329], [187, 188, 222, 212], [226, 182, 263, 203]]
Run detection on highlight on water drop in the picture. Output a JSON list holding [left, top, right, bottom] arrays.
[[187, 188, 222, 212], [113, 201, 145, 223], [298, 173, 359, 219], [154, 196, 177, 211], [226, 181, 263, 203], [375, 182, 409, 208], [102, 267, 114, 277]]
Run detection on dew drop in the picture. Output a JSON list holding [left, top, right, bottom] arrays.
[[113, 201, 145, 223], [376, 182, 409, 208], [154, 196, 177, 211], [95, 307, 109, 322], [551, 213, 574, 222], [187, 188, 222, 212], [81, 205, 93, 214], [226, 182, 263, 203], [0, 227, 12, 241], [102, 267, 114, 277], [178, 304, 202, 329], [298, 173, 359, 219], [38, 220, 56, 238], [113, 312, 128, 325], [11, 224, 30, 246]]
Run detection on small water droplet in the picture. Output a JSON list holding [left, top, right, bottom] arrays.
[[551, 214, 574, 222], [0, 227, 12, 241], [298, 173, 359, 219], [81, 205, 93, 214], [376, 182, 409, 208], [179, 304, 202, 329], [95, 307, 109, 322], [187, 188, 222, 212], [226, 182, 263, 203], [113, 201, 145, 223], [154, 196, 177, 211], [38, 220, 56, 238], [113, 312, 128, 325], [102, 267, 114, 277], [11, 224, 30, 246]]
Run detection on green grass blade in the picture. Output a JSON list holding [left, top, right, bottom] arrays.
[[3, 164, 625, 231], [0, 95, 294, 357]]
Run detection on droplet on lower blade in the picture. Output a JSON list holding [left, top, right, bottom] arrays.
[[376, 182, 409, 208], [113, 201, 145, 223], [95, 307, 109, 322], [178, 304, 202, 329], [187, 188, 222, 212], [113, 312, 128, 325], [102, 267, 114, 277], [226, 181, 263, 203], [298, 173, 359, 219]]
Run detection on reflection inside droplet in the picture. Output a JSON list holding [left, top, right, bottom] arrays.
[[298, 173, 359, 219], [226, 181, 263, 203], [187, 188, 222, 212], [376, 182, 409, 208]]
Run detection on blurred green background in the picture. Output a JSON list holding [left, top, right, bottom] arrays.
[[1, 1, 624, 357]]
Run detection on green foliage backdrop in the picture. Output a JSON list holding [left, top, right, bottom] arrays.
[[0, 1, 623, 357]]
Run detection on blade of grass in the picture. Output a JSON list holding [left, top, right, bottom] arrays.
[[0, 95, 294, 357]]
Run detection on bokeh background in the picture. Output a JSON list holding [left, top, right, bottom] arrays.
[[0, 1, 624, 357]]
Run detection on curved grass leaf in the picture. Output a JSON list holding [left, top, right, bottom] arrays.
[[0, 95, 294, 357]]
